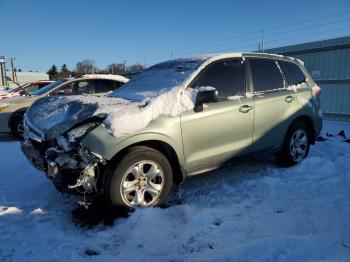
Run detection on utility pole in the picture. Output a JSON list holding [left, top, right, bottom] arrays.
[[171, 51, 174, 60], [123, 60, 126, 72], [10, 57, 16, 82], [261, 29, 265, 52], [144, 57, 147, 69]]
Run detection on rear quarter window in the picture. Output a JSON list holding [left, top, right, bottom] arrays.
[[279, 61, 306, 85]]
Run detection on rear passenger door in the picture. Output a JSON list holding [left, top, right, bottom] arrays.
[[181, 58, 255, 172], [247, 57, 299, 151], [93, 80, 123, 96]]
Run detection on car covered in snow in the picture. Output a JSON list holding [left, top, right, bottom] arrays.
[[0, 74, 128, 139], [21, 52, 322, 208]]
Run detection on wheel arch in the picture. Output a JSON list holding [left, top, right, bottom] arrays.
[[288, 115, 316, 144], [103, 138, 186, 187], [8, 107, 28, 129]]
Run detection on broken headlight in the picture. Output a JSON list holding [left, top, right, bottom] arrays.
[[57, 123, 98, 152]]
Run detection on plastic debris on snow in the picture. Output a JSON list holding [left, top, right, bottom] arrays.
[[0, 206, 22, 216]]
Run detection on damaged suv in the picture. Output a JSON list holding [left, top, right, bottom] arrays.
[[22, 53, 322, 208]]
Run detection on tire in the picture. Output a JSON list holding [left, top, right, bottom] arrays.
[[11, 114, 25, 140], [104, 146, 173, 208], [275, 122, 311, 166]]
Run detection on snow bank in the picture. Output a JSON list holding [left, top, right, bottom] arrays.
[[1, 121, 350, 261]]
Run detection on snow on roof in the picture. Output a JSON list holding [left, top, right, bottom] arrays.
[[175, 52, 287, 62], [81, 74, 129, 83]]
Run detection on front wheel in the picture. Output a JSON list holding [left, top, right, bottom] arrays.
[[104, 146, 173, 208], [276, 122, 311, 166], [11, 114, 25, 140]]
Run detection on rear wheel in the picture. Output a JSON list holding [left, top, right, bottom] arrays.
[[276, 122, 311, 166], [104, 146, 173, 208], [11, 114, 25, 140]]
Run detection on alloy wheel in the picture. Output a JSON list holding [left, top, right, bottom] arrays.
[[120, 160, 165, 207]]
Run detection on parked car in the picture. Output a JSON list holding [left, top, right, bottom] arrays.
[[21, 53, 322, 208], [0, 81, 53, 100], [0, 74, 129, 139]]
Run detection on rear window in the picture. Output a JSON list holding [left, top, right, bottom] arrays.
[[279, 61, 306, 85], [249, 58, 284, 92]]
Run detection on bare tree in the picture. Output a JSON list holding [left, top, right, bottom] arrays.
[[106, 63, 126, 74], [128, 64, 144, 72], [75, 59, 96, 74]]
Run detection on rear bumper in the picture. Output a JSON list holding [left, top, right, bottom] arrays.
[[315, 110, 323, 138]]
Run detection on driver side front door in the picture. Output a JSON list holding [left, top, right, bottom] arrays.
[[180, 58, 255, 174]]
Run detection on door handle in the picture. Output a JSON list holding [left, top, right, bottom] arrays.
[[239, 105, 253, 113], [285, 95, 294, 103]]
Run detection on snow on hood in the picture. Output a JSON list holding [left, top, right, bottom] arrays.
[[25, 86, 198, 140], [104, 86, 197, 137]]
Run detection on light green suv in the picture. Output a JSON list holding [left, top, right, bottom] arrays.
[[21, 52, 322, 208]]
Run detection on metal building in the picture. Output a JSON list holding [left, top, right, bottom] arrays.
[[266, 36, 350, 119]]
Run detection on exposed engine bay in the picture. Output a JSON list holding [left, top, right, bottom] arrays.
[[21, 118, 106, 195]]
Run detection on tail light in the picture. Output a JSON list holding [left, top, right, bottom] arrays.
[[312, 85, 321, 106], [312, 85, 321, 97]]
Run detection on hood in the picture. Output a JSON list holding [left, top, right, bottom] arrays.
[[24, 95, 134, 141], [1, 95, 34, 104]]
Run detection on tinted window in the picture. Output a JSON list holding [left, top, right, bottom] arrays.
[[279, 61, 306, 85], [249, 59, 284, 92], [94, 80, 122, 93], [192, 59, 246, 98], [50, 80, 93, 96]]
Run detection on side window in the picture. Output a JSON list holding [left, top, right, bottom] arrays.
[[192, 59, 246, 98], [94, 80, 122, 93], [73, 80, 91, 95], [279, 61, 306, 85], [50, 80, 93, 96], [50, 82, 73, 96], [249, 58, 284, 92]]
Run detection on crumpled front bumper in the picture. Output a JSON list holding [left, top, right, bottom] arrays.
[[21, 140, 46, 172], [21, 139, 103, 194]]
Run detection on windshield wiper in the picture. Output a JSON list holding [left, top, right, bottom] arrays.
[[13, 81, 31, 96]]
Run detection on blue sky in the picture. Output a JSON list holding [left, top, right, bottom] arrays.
[[1, 0, 350, 71]]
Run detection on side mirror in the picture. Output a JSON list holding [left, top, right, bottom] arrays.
[[194, 88, 218, 112]]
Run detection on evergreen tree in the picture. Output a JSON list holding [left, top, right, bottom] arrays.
[[59, 64, 71, 79], [47, 65, 58, 80]]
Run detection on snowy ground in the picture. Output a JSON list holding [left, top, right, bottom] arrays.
[[1, 120, 350, 261]]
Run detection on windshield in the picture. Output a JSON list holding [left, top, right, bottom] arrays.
[[109, 58, 204, 101], [31, 79, 67, 96], [9, 83, 29, 93]]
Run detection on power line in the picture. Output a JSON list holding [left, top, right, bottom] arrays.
[[145, 10, 350, 64]]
